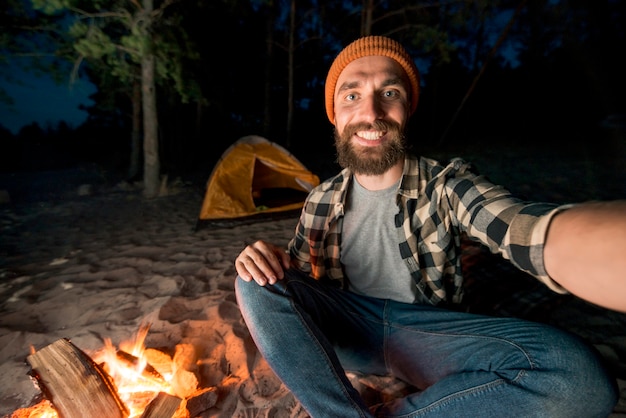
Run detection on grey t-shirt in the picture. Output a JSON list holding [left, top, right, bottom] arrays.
[[341, 178, 419, 303]]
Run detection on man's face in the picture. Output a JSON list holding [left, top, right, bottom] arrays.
[[333, 55, 411, 175]]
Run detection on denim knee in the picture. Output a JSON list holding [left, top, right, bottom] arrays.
[[538, 330, 618, 416]]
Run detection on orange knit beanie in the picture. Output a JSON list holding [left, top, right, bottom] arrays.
[[324, 36, 420, 124]]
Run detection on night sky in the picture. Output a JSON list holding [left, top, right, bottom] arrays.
[[0, 66, 95, 134]]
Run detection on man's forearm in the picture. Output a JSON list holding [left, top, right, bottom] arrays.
[[544, 200, 626, 312]]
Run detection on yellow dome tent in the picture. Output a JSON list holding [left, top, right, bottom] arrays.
[[197, 135, 320, 227]]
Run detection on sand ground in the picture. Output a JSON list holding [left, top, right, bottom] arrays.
[[0, 161, 625, 417]]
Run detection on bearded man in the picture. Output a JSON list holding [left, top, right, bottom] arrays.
[[233, 36, 621, 417]]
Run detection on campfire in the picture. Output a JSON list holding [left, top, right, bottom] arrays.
[[10, 323, 217, 418]]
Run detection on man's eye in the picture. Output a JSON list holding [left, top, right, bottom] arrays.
[[346, 93, 357, 101], [383, 90, 397, 98]]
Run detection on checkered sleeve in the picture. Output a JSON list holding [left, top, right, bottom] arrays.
[[446, 166, 569, 293]]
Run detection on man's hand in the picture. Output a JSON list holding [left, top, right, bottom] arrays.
[[235, 240, 291, 286]]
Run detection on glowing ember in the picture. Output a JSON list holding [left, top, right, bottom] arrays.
[[11, 323, 197, 418]]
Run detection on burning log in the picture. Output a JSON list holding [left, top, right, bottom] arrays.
[[19, 336, 219, 418], [115, 349, 165, 381], [139, 392, 182, 418], [186, 387, 218, 417], [26, 338, 130, 418]]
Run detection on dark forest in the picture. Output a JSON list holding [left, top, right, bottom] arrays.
[[1, 0, 625, 200]]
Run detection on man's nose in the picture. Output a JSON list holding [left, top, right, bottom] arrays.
[[361, 95, 385, 121]]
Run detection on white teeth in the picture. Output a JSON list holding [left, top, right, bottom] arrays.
[[357, 131, 383, 140]]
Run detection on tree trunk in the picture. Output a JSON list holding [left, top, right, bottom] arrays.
[[141, 0, 160, 198], [128, 78, 142, 180], [361, 0, 374, 36], [285, 0, 296, 148], [262, 4, 276, 139]]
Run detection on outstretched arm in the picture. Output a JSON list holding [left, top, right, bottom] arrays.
[[544, 200, 626, 312]]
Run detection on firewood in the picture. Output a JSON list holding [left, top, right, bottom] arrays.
[[139, 392, 182, 418], [116, 349, 165, 380], [186, 387, 218, 417], [26, 338, 129, 418]]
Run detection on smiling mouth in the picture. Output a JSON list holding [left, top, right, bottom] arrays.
[[356, 130, 385, 140]]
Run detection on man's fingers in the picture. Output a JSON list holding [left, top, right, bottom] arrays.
[[235, 255, 268, 285], [235, 241, 286, 286], [248, 242, 284, 282]]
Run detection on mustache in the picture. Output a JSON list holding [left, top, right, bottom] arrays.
[[342, 120, 401, 138]]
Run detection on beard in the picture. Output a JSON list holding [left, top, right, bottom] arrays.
[[334, 119, 407, 175]]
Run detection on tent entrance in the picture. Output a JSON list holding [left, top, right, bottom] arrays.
[[251, 159, 311, 211], [252, 187, 310, 211]]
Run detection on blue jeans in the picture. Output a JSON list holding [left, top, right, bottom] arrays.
[[235, 269, 617, 417]]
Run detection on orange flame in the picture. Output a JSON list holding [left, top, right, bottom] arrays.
[[11, 323, 194, 418]]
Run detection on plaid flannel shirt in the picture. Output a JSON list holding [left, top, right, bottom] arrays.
[[287, 154, 568, 306]]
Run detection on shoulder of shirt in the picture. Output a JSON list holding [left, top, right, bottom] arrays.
[[398, 154, 475, 197], [416, 155, 470, 171], [403, 154, 472, 180], [314, 167, 352, 193]]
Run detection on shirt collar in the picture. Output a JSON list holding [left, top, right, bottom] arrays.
[[398, 154, 420, 199]]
